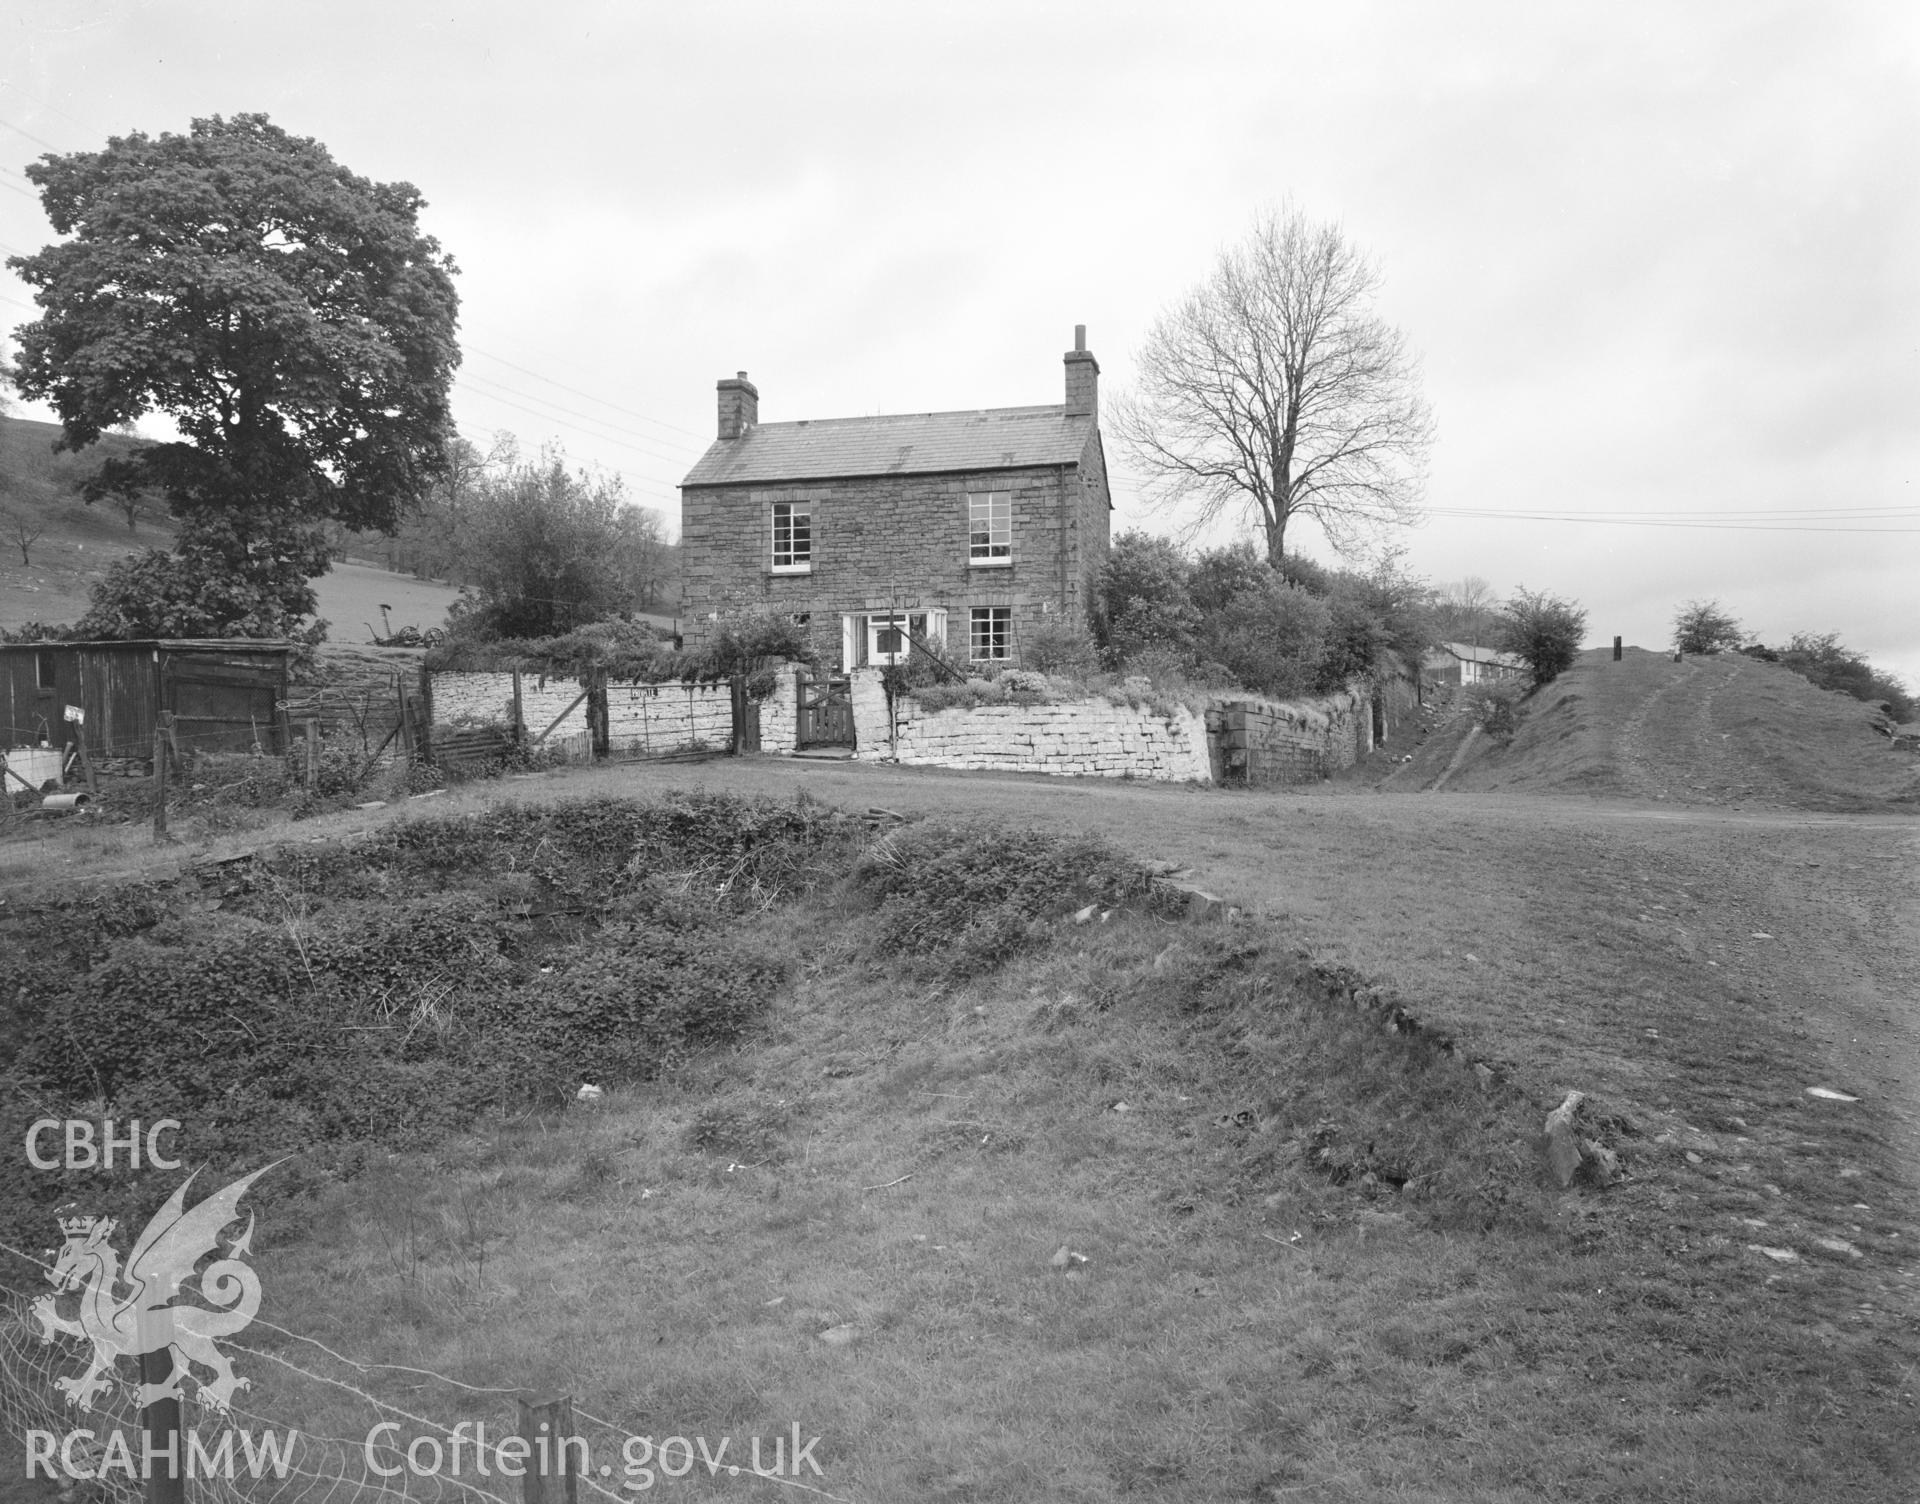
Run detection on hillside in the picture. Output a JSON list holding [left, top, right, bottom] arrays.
[[1384, 647, 1920, 812], [0, 416, 159, 627], [0, 415, 463, 640]]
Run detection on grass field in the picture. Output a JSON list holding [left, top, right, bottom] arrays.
[[309, 561, 464, 642], [4, 654, 1919, 1502]]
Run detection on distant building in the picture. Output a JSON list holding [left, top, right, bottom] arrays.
[[1423, 640, 1528, 686], [677, 328, 1113, 670]]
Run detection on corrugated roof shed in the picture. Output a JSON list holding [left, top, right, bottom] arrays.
[[680, 405, 1095, 488]]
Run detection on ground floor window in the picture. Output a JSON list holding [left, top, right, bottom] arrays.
[[970, 606, 1012, 661], [842, 608, 948, 668]]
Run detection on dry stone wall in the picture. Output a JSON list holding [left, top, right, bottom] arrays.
[[848, 668, 1210, 782]]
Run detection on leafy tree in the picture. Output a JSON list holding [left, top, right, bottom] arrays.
[[5, 113, 460, 639], [450, 443, 667, 639], [1672, 599, 1744, 655], [1111, 201, 1434, 564], [1495, 588, 1588, 687], [1091, 530, 1200, 660]]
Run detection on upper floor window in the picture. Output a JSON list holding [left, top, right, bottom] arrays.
[[771, 502, 812, 573], [969, 491, 1010, 566]]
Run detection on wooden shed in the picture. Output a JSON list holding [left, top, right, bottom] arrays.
[[0, 640, 295, 766]]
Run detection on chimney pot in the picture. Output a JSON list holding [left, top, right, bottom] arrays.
[[1074, 324, 1086, 352]]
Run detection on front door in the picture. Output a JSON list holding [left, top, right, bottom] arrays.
[[798, 674, 855, 748]]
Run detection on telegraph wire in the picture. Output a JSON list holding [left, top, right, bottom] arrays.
[[1427, 508, 1920, 535], [465, 344, 705, 442], [0, 112, 62, 155], [454, 370, 695, 471], [451, 381, 693, 486]]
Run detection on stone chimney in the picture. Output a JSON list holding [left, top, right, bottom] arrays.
[[1064, 325, 1098, 418], [717, 371, 759, 439]]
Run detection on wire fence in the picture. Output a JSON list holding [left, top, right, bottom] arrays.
[[1, 1239, 851, 1504]]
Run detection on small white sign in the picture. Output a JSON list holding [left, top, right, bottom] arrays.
[[62, 705, 84, 724]]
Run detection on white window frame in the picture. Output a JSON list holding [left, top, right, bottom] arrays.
[[868, 613, 909, 666], [850, 608, 947, 668], [968, 490, 1011, 567], [771, 502, 812, 574], [970, 605, 1012, 662]]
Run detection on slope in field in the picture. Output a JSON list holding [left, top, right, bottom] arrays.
[[1394, 648, 1920, 812]]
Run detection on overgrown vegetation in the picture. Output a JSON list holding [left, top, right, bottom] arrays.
[[426, 606, 812, 685], [0, 793, 1168, 1277], [433, 439, 674, 637], [1088, 532, 1432, 699], [1743, 630, 1913, 722]]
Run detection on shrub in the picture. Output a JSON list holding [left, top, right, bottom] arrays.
[[1495, 588, 1588, 687], [1463, 681, 1525, 739], [1771, 631, 1913, 721], [1024, 623, 1100, 677], [854, 822, 1140, 975], [1673, 599, 1744, 655]]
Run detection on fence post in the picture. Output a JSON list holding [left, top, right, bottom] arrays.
[[516, 1395, 579, 1504], [304, 718, 321, 786], [140, 1337, 185, 1504], [151, 718, 169, 841], [1613, 636, 1622, 662], [512, 670, 526, 747]]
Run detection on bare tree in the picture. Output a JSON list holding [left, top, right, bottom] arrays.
[[5, 508, 47, 566], [1111, 202, 1434, 565], [1433, 575, 1497, 647]]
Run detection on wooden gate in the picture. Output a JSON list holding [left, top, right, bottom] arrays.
[[797, 673, 854, 748]]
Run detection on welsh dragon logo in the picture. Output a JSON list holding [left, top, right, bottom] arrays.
[[32, 1163, 276, 1414]]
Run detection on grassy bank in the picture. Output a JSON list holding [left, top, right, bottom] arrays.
[[6, 784, 1918, 1500]]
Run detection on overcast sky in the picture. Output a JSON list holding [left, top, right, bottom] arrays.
[[3, 1, 1915, 682]]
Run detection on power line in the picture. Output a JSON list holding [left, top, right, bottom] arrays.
[[451, 376, 691, 483], [1435, 501, 1919, 519], [465, 344, 704, 442], [455, 369, 695, 469], [0, 112, 62, 155], [1428, 508, 1920, 535]]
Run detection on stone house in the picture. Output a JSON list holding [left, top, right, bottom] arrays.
[[678, 328, 1113, 671]]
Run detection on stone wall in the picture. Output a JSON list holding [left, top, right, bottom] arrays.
[[428, 671, 589, 742], [1208, 692, 1366, 784], [1210, 669, 1421, 786], [848, 668, 1211, 782], [603, 679, 732, 756], [758, 675, 798, 752], [429, 666, 800, 759]]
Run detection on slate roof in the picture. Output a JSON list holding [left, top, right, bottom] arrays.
[[1436, 641, 1527, 668], [680, 405, 1095, 488]]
